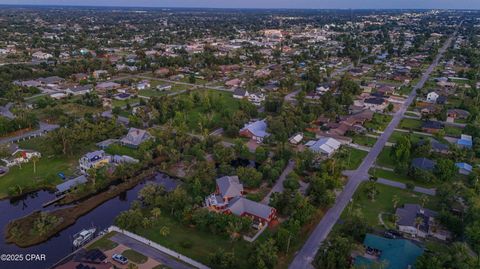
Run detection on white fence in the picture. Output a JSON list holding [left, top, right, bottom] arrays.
[[107, 226, 210, 269]]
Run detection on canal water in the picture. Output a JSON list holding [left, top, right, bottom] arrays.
[[0, 173, 171, 269]]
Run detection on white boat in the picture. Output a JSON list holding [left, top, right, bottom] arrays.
[[72, 227, 96, 248]]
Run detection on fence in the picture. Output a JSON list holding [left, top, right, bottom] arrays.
[[107, 226, 210, 269]]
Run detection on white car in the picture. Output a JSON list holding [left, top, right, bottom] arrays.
[[112, 254, 128, 265]]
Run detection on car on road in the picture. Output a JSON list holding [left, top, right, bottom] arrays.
[[112, 254, 128, 265]]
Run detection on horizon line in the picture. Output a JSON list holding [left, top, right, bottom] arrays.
[[0, 4, 476, 11]]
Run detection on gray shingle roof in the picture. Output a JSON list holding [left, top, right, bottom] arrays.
[[217, 176, 243, 198], [227, 197, 273, 220]]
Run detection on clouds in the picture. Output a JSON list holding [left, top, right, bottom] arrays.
[[3, 0, 480, 9]]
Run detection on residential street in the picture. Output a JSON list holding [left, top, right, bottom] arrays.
[[289, 29, 457, 269], [110, 233, 194, 269]]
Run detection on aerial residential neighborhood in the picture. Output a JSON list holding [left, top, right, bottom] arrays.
[[0, 2, 479, 269]]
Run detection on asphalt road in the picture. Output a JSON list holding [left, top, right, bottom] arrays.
[[110, 233, 194, 269], [289, 29, 457, 269]]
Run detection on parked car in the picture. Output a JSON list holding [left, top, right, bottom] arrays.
[[384, 231, 397, 239], [112, 254, 128, 265]]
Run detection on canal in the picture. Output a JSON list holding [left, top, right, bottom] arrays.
[[0, 172, 172, 269]]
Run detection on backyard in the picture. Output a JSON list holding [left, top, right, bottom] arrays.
[[135, 214, 251, 269], [344, 182, 439, 228]]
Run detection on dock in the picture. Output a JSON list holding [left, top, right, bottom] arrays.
[[42, 194, 65, 207]]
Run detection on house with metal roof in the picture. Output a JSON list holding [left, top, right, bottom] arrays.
[[55, 175, 88, 195], [355, 234, 423, 269], [239, 119, 270, 143], [120, 128, 153, 148], [305, 137, 341, 157], [456, 162, 472, 175], [457, 134, 473, 149]]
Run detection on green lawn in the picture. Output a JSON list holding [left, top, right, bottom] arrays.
[[135, 215, 250, 269], [138, 89, 169, 98], [388, 131, 430, 144], [340, 147, 368, 170], [0, 137, 91, 199], [376, 147, 396, 168], [369, 168, 435, 188], [343, 182, 439, 227], [174, 90, 240, 132], [0, 155, 78, 199], [352, 135, 377, 147], [105, 144, 143, 159], [122, 249, 148, 264], [364, 113, 392, 131], [86, 232, 118, 251], [399, 118, 423, 130], [444, 126, 463, 138], [112, 97, 140, 108]]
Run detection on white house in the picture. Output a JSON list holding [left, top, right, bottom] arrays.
[[136, 80, 151, 90], [79, 150, 111, 174], [426, 91, 439, 103], [66, 85, 92, 96], [305, 137, 341, 157], [1, 148, 41, 167], [32, 51, 53, 60]]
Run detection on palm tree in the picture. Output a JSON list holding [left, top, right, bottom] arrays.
[[392, 195, 400, 211], [142, 217, 151, 229], [392, 214, 400, 226], [31, 155, 40, 174], [151, 207, 161, 220], [414, 216, 424, 236], [159, 226, 170, 237], [420, 195, 429, 208]]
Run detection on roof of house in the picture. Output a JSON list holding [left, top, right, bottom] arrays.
[[356, 234, 424, 269], [411, 157, 436, 171], [396, 203, 437, 232], [447, 109, 470, 117], [227, 197, 274, 220], [306, 137, 341, 155], [233, 88, 248, 96], [83, 150, 106, 162], [456, 162, 472, 172], [364, 97, 386, 105], [96, 81, 120, 89], [120, 128, 151, 146], [56, 175, 88, 193], [240, 119, 270, 138], [68, 85, 92, 92], [422, 120, 443, 129], [418, 138, 449, 152], [216, 176, 243, 198]]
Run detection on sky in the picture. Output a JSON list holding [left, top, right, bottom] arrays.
[[2, 0, 480, 9]]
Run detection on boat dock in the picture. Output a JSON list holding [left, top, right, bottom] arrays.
[[42, 195, 65, 207]]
